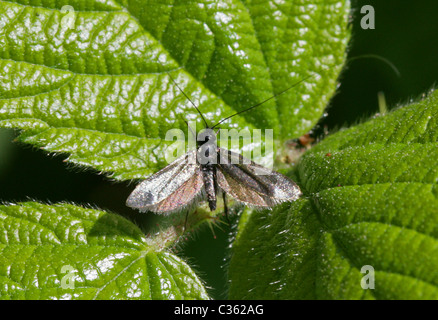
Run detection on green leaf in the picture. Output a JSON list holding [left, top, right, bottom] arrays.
[[0, 202, 209, 300], [228, 90, 438, 300], [0, 0, 350, 180]]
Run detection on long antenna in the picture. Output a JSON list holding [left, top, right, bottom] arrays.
[[211, 75, 314, 129], [166, 72, 210, 128], [142, 35, 210, 128], [179, 115, 196, 140]]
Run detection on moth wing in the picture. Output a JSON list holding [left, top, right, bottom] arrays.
[[217, 148, 301, 208], [148, 166, 204, 213], [126, 150, 201, 212]]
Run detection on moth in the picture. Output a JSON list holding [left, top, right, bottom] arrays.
[[126, 76, 307, 216]]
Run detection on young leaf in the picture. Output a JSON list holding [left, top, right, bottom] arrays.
[[0, 202, 209, 299], [0, 0, 350, 180], [228, 90, 438, 300]]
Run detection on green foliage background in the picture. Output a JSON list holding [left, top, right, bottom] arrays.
[[1, 0, 438, 299]]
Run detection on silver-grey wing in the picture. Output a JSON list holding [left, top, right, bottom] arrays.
[[147, 167, 204, 213], [126, 150, 204, 214], [216, 148, 302, 208]]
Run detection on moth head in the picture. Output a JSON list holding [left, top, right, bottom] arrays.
[[196, 128, 217, 147], [196, 128, 218, 164]]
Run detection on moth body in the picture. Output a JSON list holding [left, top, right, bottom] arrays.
[[126, 127, 302, 215], [126, 70, 309, 215]]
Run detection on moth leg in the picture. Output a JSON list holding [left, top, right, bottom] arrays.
[[223, 192, 230, 225]]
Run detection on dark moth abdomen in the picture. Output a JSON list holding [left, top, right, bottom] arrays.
[[202, 163, 217, 211]]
